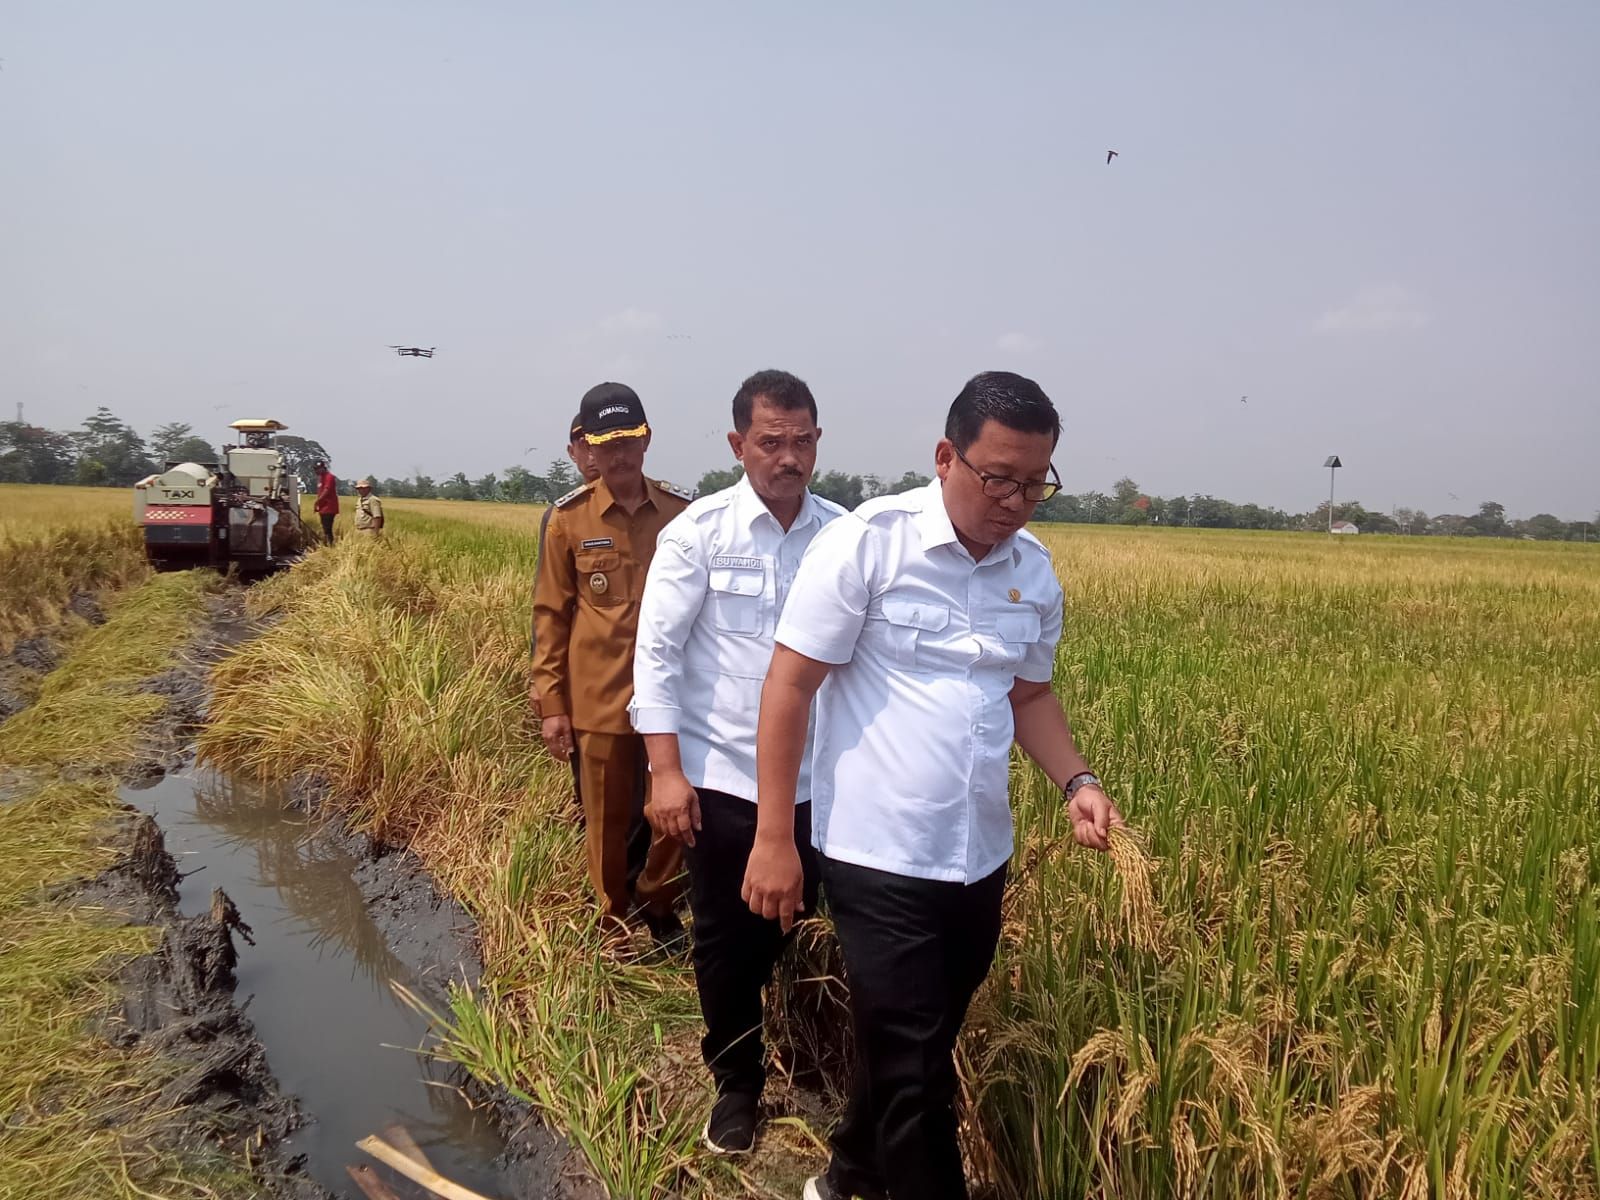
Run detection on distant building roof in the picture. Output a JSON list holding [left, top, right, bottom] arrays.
[[1331, 520, 1360, 533]]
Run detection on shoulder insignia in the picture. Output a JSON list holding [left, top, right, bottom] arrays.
[[554, 482, 593, 509], [654, 478, 694, 502]]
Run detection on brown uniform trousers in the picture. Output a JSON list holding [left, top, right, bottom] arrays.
[[531, 475, 691, 922]]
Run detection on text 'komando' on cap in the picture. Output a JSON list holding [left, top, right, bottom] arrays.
[[579, 382, 650, 444]]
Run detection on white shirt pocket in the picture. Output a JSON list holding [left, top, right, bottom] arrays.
[[995, 609, 1042, 645], [708, 565, 766, 636], [879, 597, 950, 670]]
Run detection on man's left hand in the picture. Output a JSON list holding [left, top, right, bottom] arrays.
[[1069, 785, 1125, 852]]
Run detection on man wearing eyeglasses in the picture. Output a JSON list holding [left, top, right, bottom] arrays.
[[742, 371, 1125, 1200]]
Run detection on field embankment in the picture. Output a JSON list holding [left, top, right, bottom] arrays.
[[196, 502, 1600, 1199]]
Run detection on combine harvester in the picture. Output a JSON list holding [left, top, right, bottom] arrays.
[[133, 419, 308, 575]]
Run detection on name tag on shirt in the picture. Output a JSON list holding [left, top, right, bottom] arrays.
[[581, 538, 614, 549], [711, 554, 764, 570]]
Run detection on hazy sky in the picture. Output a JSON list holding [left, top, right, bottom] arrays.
[[5, 2, 1597, 517]]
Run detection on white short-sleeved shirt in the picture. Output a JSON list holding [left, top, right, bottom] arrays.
[[631, 475, 847, 802], [774, 481, 1063, 883]]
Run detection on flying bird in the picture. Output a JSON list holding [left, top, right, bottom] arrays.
[[1106, 150, 1118, 164], [388, 346, 435, 358], [1240, 395, 1248, 404]]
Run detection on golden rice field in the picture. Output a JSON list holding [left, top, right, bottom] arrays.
[[186, 497, 1600, 1199], [0, 483, 133, 537], [382, 495, 548, 531], [0, 484, 149, 652]]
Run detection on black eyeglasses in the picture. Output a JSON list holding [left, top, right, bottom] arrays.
[[952, 446, 1061, 502]]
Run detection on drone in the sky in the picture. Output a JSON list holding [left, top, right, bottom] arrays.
[[388, 346, 436, 358]]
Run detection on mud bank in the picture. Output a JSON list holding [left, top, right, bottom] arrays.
[[113, 589, 594, 1199], [75, 807, 327, 1199], [268, 774, 599, 1199], [38, 588, 329, 1197]]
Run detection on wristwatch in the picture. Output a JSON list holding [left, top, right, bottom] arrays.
[[1063, 771, 1102, 802]]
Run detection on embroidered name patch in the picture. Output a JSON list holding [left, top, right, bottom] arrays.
[[581, 538, 614, 549], [710, 554, 764, 570]]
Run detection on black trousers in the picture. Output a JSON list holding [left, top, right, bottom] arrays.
[[822, 856, 1008, 1200], [319, 513, 335, 544], [683, 788, 819, 1098]]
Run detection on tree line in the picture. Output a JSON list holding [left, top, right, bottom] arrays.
[[3, 410, 1594, 540], [1, 410, 221, 488], [0, 409, 339, 494]]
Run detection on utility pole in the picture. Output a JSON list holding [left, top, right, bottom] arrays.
[[1323, 456, 1342, 533]]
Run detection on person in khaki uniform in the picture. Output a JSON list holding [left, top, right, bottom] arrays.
[[531, 382, 691, 942], [532, 413, 603, 817], [353, 478, 385, 535]]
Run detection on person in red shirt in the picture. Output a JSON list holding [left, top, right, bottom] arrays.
[[313, 460, 339, 544]]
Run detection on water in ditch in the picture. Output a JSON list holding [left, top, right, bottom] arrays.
[[123, 768, 525, 1199]]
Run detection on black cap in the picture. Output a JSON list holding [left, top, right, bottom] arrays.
[[579, 382, 650, 444], [568, 411, 586, 442]]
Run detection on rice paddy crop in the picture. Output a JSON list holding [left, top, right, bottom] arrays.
[[195, 503, 1599, 1198], [970, 527, 1599, 1199], [379, 496, 549, 534], [0, 484, 149, 653], [0, 483, 135, 539]]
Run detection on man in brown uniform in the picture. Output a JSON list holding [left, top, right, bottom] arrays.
[[532, 413, 603, 815], [531, 383, 691, 941]]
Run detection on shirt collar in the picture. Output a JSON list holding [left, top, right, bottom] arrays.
[[594, 476, 658, 515], [915, 478, 1016, 564], [913, 479, 962, 550], [734, 472, 821, 532]]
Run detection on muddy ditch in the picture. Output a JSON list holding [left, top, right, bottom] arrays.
[[24, 586, 597, 1200]]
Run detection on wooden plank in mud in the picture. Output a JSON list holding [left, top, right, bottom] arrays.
[[345, 1163, 404, 1200], [356, 1133, 496, 1200], [383, 1122, 437, 1172]]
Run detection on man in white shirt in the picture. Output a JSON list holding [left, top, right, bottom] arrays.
[[742, 372, 1125, 1200], [632, 370, 848, 1156]]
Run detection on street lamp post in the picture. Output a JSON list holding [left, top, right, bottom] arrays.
[[1323, 456, 1342, 534]]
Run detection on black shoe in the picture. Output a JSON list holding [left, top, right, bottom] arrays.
[[642, 909, 688, 955], [703, 1091, 758, 1155], [803, 1174, 888, 1200]]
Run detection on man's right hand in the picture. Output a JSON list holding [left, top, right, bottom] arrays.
[[648, 770, 702, 847], [741, 836, 806, 932], [540, 714, 574, 762]]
